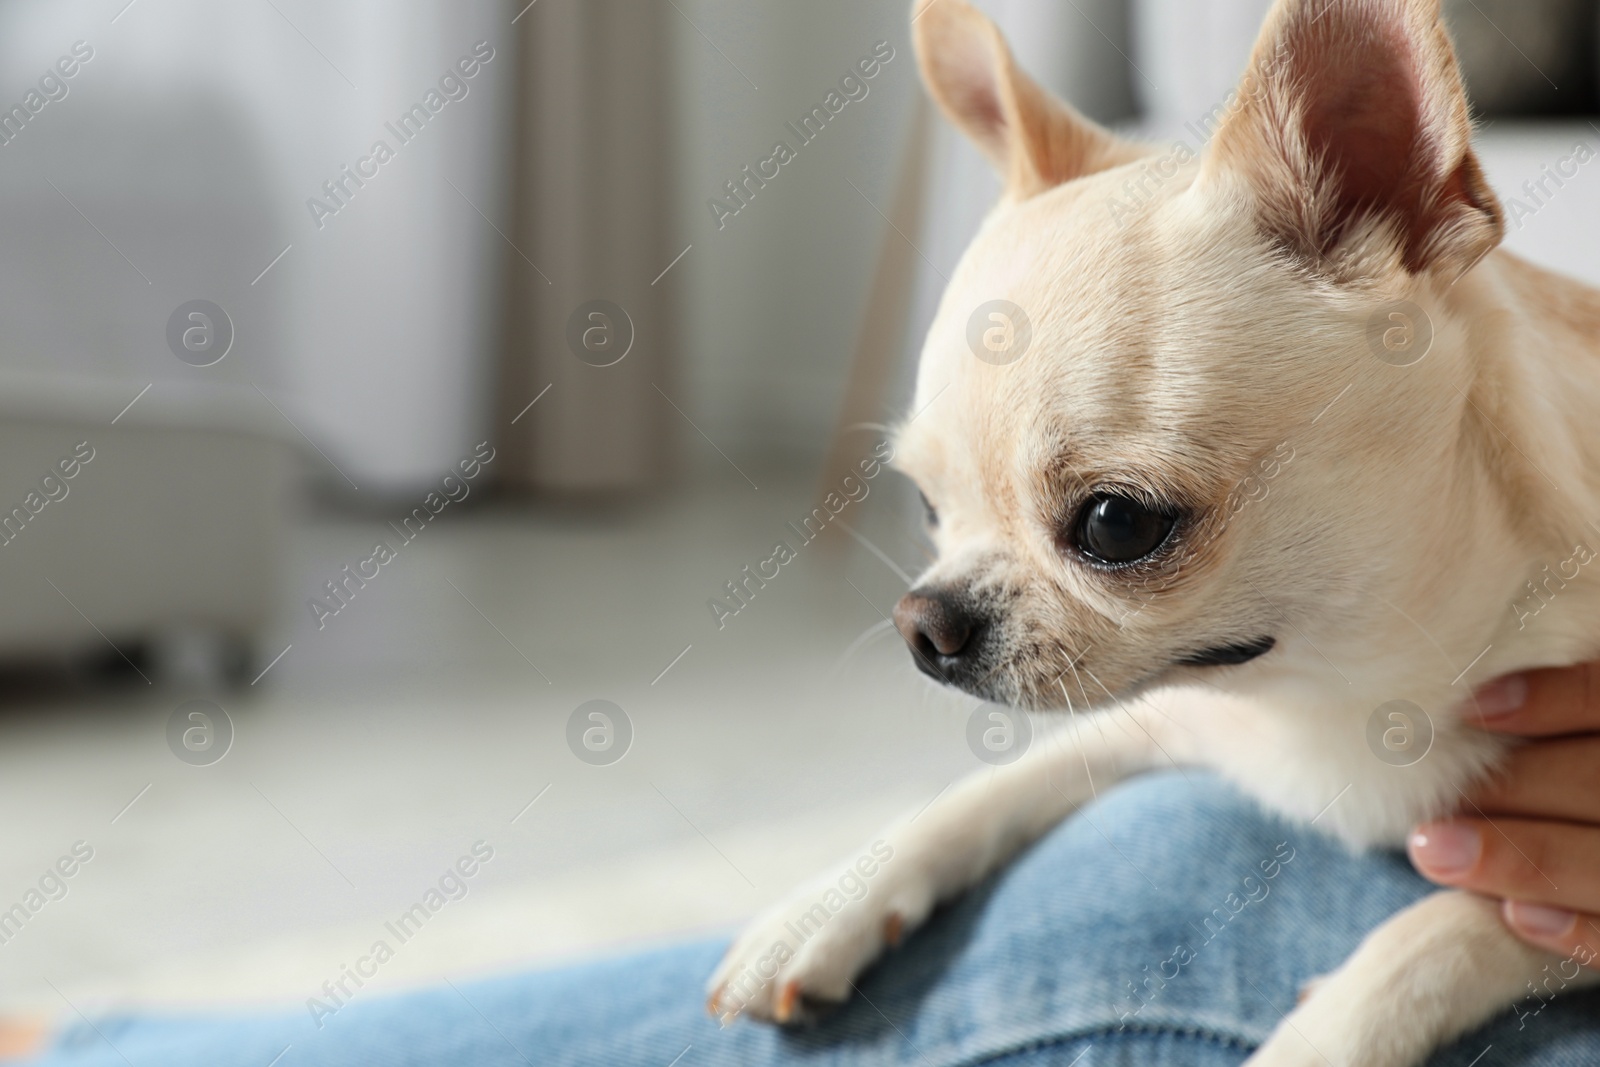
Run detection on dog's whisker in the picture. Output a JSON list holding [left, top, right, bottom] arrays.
[[1082, 665, 1195, 781], [828, 617, 898, 679], [1065, 654, 1119, 778], [1073, 709, 1100, 810], [1068, 652, 1120, 758], [1054, 675, 1075, 718], [842, 421, 896, 437], [1063, 649, 1093, 712]]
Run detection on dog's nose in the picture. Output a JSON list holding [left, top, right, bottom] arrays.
[[893, 589, 983, 682]]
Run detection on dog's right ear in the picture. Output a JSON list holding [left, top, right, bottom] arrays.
[[1199, 0, 1503, 279], [912, 0, 1144, 199]]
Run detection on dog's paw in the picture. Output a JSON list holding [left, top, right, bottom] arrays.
[[705, 846, 933, 1026]]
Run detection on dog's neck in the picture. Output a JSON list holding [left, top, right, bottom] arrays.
[[1204, 251, 1600, 847], [1465, 250, 1600, 665]]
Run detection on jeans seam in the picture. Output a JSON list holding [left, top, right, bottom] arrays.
[[952, 1020, 1260, 1067]]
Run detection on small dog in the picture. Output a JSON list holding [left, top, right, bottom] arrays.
[[709, 0, 1600, 1062]]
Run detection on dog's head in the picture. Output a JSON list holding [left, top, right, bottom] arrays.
[[893, 0, 1517, 710]]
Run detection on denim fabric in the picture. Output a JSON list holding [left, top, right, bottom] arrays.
[[31, 772, 1600, 1066]]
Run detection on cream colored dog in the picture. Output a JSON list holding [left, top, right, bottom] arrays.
[[708, 0, 1600, 1062]]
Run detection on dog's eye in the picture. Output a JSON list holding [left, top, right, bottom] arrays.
[[920, 491, 938, 528], [1071, 493, 1177, 566]]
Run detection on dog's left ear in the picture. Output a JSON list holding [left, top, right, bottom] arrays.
[[1200, 0, 1503, 279], [912, 0, 1146, 199]]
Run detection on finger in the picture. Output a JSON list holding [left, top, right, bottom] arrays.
[[1501, 899, 1600, 974], [1467, 663, 1600, 737], [1470, 735, 1600, 824], [1408, 817, 1600, 914]]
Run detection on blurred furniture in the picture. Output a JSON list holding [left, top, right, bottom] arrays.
[[0, 383, 291, 681], [1444, 0, 1598, 116], [0, 97, 293, 680], [0, 0, 519, 497], [499, 0, 676, 492]]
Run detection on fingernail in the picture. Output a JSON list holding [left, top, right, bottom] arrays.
[[1505, 900, 1578, 940], [1472, 674, 1528, 722], [1408, 822, 1482, 878]]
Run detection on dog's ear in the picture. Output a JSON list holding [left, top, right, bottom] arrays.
[[912, 0, 1144, 198], [1201, 0, 1502, 278]]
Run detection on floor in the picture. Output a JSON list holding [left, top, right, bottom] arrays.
[[0, 466, 993, 1020]]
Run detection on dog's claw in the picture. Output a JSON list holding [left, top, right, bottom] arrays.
[[707, 987, 743, 1028], [884, 912, 904, 947], [774, 980, 802, 1023]]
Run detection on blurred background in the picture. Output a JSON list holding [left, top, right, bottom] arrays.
[[0, 0, 1596, 1039]]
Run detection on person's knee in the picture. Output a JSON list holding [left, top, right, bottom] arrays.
[[1090, 770, 1287, 865]]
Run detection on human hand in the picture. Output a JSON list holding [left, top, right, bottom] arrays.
[[1408, 665, 1600, 967]]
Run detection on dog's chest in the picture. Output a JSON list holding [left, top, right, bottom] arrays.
[[1186, 696, 1511, 849]]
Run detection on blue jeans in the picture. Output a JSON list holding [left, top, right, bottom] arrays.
[[30, 773, 1600, 1065]]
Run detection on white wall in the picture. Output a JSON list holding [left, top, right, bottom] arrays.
[[1131, 0, 1275, 132], [670, 0, 915, 471]]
